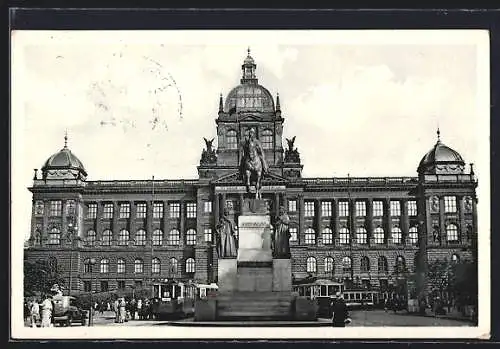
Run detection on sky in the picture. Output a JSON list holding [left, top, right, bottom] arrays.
[[11, 30, 489, 242]]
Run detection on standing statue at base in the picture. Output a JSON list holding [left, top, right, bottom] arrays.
[[216, 207, 238, 258], [272, 206, 291, 259], [239, 128, 269, 199]]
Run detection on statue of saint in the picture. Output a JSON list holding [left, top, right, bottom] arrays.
[[239, 128, 269, 199], [272, 206, 291, 259], [216, 208, 238, 258]]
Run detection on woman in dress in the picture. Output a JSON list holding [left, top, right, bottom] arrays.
[[273, 206, 291, 258], [40, 294, 53, 327], [216, 208, 238, 258]]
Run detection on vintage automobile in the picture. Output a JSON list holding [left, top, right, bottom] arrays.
[[52, 295, 87, 326]]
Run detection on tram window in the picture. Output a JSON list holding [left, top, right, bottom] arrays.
[[355, 293, 361, 300], [320, 286, 327, 296], [327, 286, 334, 296], [153, 285, 160, 298]]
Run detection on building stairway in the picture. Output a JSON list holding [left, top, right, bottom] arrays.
[[216, 291, 294, 320]]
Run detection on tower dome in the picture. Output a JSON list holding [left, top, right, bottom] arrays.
[[41, 134, 87, 180], [224, 48, 275, 113], [417, 129, 465, 175]]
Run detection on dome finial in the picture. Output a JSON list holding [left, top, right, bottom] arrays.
[[276, 92, 281, 111], [64, 130, 68, 148], [219, 93, 223, 113], [247, 47, 251, 56], [436, 126, 441, 143]]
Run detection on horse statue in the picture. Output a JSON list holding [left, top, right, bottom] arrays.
[[239, 128, 268, 199]]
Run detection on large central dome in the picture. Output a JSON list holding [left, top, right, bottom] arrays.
[[224, 49, 275, 113]]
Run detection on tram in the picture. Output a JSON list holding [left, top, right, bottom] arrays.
[[292, 279, 345, 318], [152, 280, 196, 319], [342, 289, 381, 309]]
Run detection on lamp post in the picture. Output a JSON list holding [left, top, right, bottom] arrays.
[[88, 258, 97, 327], [67, 221, 79, 297]]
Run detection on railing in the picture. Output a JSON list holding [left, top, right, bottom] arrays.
[[301, 177, 419, 186]]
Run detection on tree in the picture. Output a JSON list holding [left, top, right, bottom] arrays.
[[24, 258, 66, 297]]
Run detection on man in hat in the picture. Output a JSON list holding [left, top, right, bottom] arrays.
[[332, 292, 349, 327]]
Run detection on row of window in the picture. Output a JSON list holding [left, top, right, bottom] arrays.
[[34, 200, 76, 217], [85, 228, 211, 246], [304, 254, 460, 273], [83, 257, 196, 274], [87, 202, 209, 220], [297, 226, 419, 245], [226, 129, 274, 149]]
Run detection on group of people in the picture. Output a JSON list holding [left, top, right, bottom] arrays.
[[110, 297, 157, 323], [25, 294, 55, 328], [330, 292, 351, 327]]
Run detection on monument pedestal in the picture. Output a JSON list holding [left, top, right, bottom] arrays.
[[217, 258, 237, 293], [272, 259, 292, 292]]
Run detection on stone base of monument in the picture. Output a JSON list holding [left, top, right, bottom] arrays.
[[272, 259, 292, 292], [217, 259, 238, 293]]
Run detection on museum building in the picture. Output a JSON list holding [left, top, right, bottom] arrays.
[[24, 51, 478, 295]]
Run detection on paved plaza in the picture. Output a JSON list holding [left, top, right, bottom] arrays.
[[27, 310, 472, 328]]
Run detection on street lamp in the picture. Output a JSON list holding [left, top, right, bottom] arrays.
[[88, 258, 97, 327]]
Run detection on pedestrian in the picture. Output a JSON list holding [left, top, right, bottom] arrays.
[[113, 297, 119, 323], [40, 294, 53, 328], [107, 302, 111, 312], [30, 298, 40, 328], [332, 292, 349, 327], [136, 299, 142, 320], [384, 298, 388, 313], [119, 297, 126, 323]]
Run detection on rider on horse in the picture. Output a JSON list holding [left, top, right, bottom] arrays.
[[239, 128, 268, 198]]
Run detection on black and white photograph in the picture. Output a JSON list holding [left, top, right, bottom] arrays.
[[11, 29, 490, 339]]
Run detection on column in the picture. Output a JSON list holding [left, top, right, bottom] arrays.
[[274, 192, 280, 217], [367, 198, 374, 245], [162, 200, 169, 245], [401, 199, 409, 245], [298, 194, 304, 245], [349, 199, 355, 245], [239, 193, 244, 216], [214, 194, 220, 228], [196, 193, 204, 246], [112, 201, 119, 243], [95, 201, 102, 242], [315, 199, 322, 244], [62, 199, 67, 245], [179, 199, 185, 248], [458, 196, 466, 245], [146, 200, 153, 246], [42, 200, 49, 245], [129, 201, 136, 239], [384, 198, 391, 245], [439, 197, 445, 246]]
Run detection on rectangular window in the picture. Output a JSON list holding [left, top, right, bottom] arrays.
[[186, 203, 197, 218], [444, 196, 457, 213], [373, 201, 384, 217], [35, 201, 45, 216], [289, 227, 298, 242], [204, 228, 212, 243], [153, 202, 164, 219], [204, 201, 212, 213], [407, 201, 417, 216], [288, 200, 297, 213], [119, 203, 130, 219], [83, 281, 91, 292], [102, 203, 114, 219], [117, 281, 125, 290], [390, 201, 401, 216], [66, 200, 76, 215], [321, 201, 332, 217], [169, 202, 180, 218], [87, 203, 97, 219], [356, 201, 366, 217], [338, 201, 349, 217], [135, 280, 143, 289], [304, 201, 315, 217], [100, 281, 109, 292], [136, 203, 147, 218], [49, 200, 62, 216]]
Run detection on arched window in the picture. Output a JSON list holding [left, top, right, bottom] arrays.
[[152, 258, 160, 274], [168, 229, 180, 245], [186, 229, 197, 246], [374, 227, 385, 244], [391, 226, 402, 244], [152, 229, 163, 246], [304, 228, 316, 245], [227, 130, 238, 149], [83, 258, 91, 273], [360, 256, 370, 272], [102, 230, 112, 246], [322, 228, 333, 245], [339, 227, 350, 245], [86, 230, 96, 246], [342, 256, 352, 273], [48, 227, 61, 245], [170, 258, 178, 274], [451, 254, 460, 263], [100, 258, 109, 273], [395, 256, 406, 274], [306, 257, 317, 273], [135, 229, 146, 246], [117, 259, 125, 273], [446, 224, 459, 242], [356, 227, 367, 245], [324, 257, 334, 273], [378, 256, 388, 273], [118, 229, 130, 246], [409, 226, 418, 245], [186, 258, 196, 273], [261, 129, 273, 149], [134, 259, 144, 273]]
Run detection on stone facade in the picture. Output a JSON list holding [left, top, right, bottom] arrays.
[[25, 51, 478, 297]]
